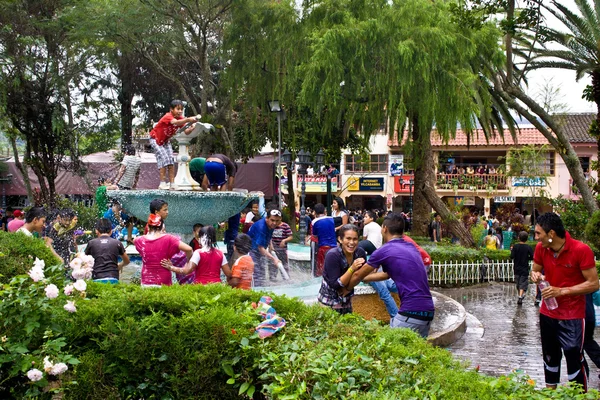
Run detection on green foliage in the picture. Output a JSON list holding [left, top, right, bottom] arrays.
[[0, 264, 81, 398], [585, 210, 600, 250], [551, 197, 590, 240], [1, 273, 598, 398], [470, 223, 487, 248], [0, 232, 61, 284]]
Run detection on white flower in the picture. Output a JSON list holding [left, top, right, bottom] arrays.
[[69, 258, 82, 269], [28, 266, 45, 282], [43, 356, 54, 372], [26, 368, 43, 382], [73, 280, 87, 292], [44, 284, 59, 299], [64, 284, 74, 296], [33, 257, 45, 269], [82, 254, 95, 267], [63, 301, 76, 313], [71, 268, 86, 280], [49, 363, 68, 376]]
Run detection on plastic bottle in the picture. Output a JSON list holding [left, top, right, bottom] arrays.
[[538, 280, 558, 310]]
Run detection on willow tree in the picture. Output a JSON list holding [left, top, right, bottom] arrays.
[[223, 0, 511, 245]]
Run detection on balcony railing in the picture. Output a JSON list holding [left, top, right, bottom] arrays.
[[436, 173, 508, 191]]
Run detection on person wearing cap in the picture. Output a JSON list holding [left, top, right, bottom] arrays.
[[247, 209, 282, 286], [7, 209, 25, 232], [134, 214, 193, 287]]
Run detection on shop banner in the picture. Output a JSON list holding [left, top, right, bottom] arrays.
[[348, 176, 384, 191], [297, 175, 338, 193], [512, 177, 546, 187], [494, 196, 516, 203], [393, 175, 415, 193]]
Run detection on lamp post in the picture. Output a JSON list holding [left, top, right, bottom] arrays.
[[296, 150, 313, 244], [314, 150, 332, 215], [0, 174, 13, 210], [268, 100, 283, 209]]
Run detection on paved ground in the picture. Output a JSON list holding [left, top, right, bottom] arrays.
[[436, 282, 600, 390]]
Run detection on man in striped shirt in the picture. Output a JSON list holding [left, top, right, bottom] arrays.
[[113, 145, 142, 190], [270, 220, 293, 281]]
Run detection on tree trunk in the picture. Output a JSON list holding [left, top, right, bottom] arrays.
[[592, 71, 600, 186], [411, 115, 432, 237], [10, 136, 33, 203], [498, 83, 598, 214], [421, 177, 476, 247]]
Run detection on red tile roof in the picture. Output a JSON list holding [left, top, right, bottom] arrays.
[[388, 128, 549, 147]]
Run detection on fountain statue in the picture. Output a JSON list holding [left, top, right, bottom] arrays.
[[107, 121, 259, 237]]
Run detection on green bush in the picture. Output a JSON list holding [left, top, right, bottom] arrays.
[[420, 245, 511, 263], [2, 278, 598, 399], [0, 231, 62, 283]]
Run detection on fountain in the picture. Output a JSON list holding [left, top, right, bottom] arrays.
[[107, 121, 259, 237]]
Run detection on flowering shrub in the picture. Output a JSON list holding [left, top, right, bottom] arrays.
[[0, 256, 90, 398], [0, 231, 61, 284]]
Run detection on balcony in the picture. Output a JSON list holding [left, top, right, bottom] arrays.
[[435, 173, 508, 191]]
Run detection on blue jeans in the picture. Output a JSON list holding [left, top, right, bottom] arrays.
[[369, 279, 398, 319]]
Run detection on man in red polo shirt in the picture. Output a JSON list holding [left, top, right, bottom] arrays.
[[530, 212, 599, 392]]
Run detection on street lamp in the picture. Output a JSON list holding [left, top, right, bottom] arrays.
[[0, 173, 13, 210], [296, 150, 313, 244], [400, 176, 414, 231], [268, 100, 284, 209]]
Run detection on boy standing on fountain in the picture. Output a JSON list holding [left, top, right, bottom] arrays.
[[149, 100, 199, 190]]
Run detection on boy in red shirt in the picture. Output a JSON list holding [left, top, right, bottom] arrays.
[[149, 100, 199, 190]]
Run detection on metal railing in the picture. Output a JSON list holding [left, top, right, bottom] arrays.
[[429, 259, 516, 285], [435, 173, 508, 191]]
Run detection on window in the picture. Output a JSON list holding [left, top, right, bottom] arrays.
[[579, 157, 591, 174], [543, 152, 555, 175], [345, 154, 389, 173]]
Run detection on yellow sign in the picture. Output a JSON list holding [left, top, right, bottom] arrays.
[[348, 176, 360, 191]]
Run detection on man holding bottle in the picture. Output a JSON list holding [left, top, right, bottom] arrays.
[[530, 212, 599, 392]]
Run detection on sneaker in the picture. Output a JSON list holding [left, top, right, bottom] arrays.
[[169, 183, 179, 190], [517, 296, 523, 305], [158, 182, 170, 190]]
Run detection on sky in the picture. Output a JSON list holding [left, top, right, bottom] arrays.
[[520, 0, 596, 113]]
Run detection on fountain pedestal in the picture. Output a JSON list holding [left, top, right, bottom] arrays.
[[173, 122, 214, 191]]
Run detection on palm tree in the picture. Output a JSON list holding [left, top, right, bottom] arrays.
[[526, 0, 600, 168]]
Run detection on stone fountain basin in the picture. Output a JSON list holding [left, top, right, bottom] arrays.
[[107, 189, 258, 234]]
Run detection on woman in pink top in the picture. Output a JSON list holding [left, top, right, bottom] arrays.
[[162, 226, 231, 284], [134, 214, 193, 286]]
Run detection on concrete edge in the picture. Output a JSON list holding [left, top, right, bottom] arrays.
[[427, 290, 467, 347]]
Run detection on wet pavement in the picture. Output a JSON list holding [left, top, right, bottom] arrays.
[[436, 282, 600, 390]]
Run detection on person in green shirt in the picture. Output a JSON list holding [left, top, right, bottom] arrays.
[[189, 157, 206, 186]]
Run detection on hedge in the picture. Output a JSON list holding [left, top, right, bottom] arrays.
[[2, 280, 598, 399], [0, 231, 62, 284]]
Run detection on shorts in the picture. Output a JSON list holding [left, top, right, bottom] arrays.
[[391, 313, 433, 338], [204, 161, 227, 186], [515, 274, 529, 291], [149, 138, 174, 169]]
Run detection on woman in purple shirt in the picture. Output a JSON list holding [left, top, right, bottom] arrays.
[[317, 224, 366, 314]]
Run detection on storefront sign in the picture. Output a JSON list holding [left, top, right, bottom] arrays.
[[348, 177, 384, 191], [393, 175, 414, 193], [512, 177, 546, 187], [389, 155, 404, 176], [494, 196, 516, 203], [297, 175, 338, 193], [463, 196, 475, 206]]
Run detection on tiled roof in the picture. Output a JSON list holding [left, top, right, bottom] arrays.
[[387, 128, 549, 147], [553, 113, 596, 143]]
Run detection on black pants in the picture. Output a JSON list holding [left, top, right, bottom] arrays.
[[358, 240, 377, 255], [540, 314, 587, 391], [584, 316, 600, 369]]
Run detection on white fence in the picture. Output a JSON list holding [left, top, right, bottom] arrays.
[[429, 259, 515, 285]]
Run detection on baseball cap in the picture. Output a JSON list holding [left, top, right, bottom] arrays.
[[13, 210, 23, 218]]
